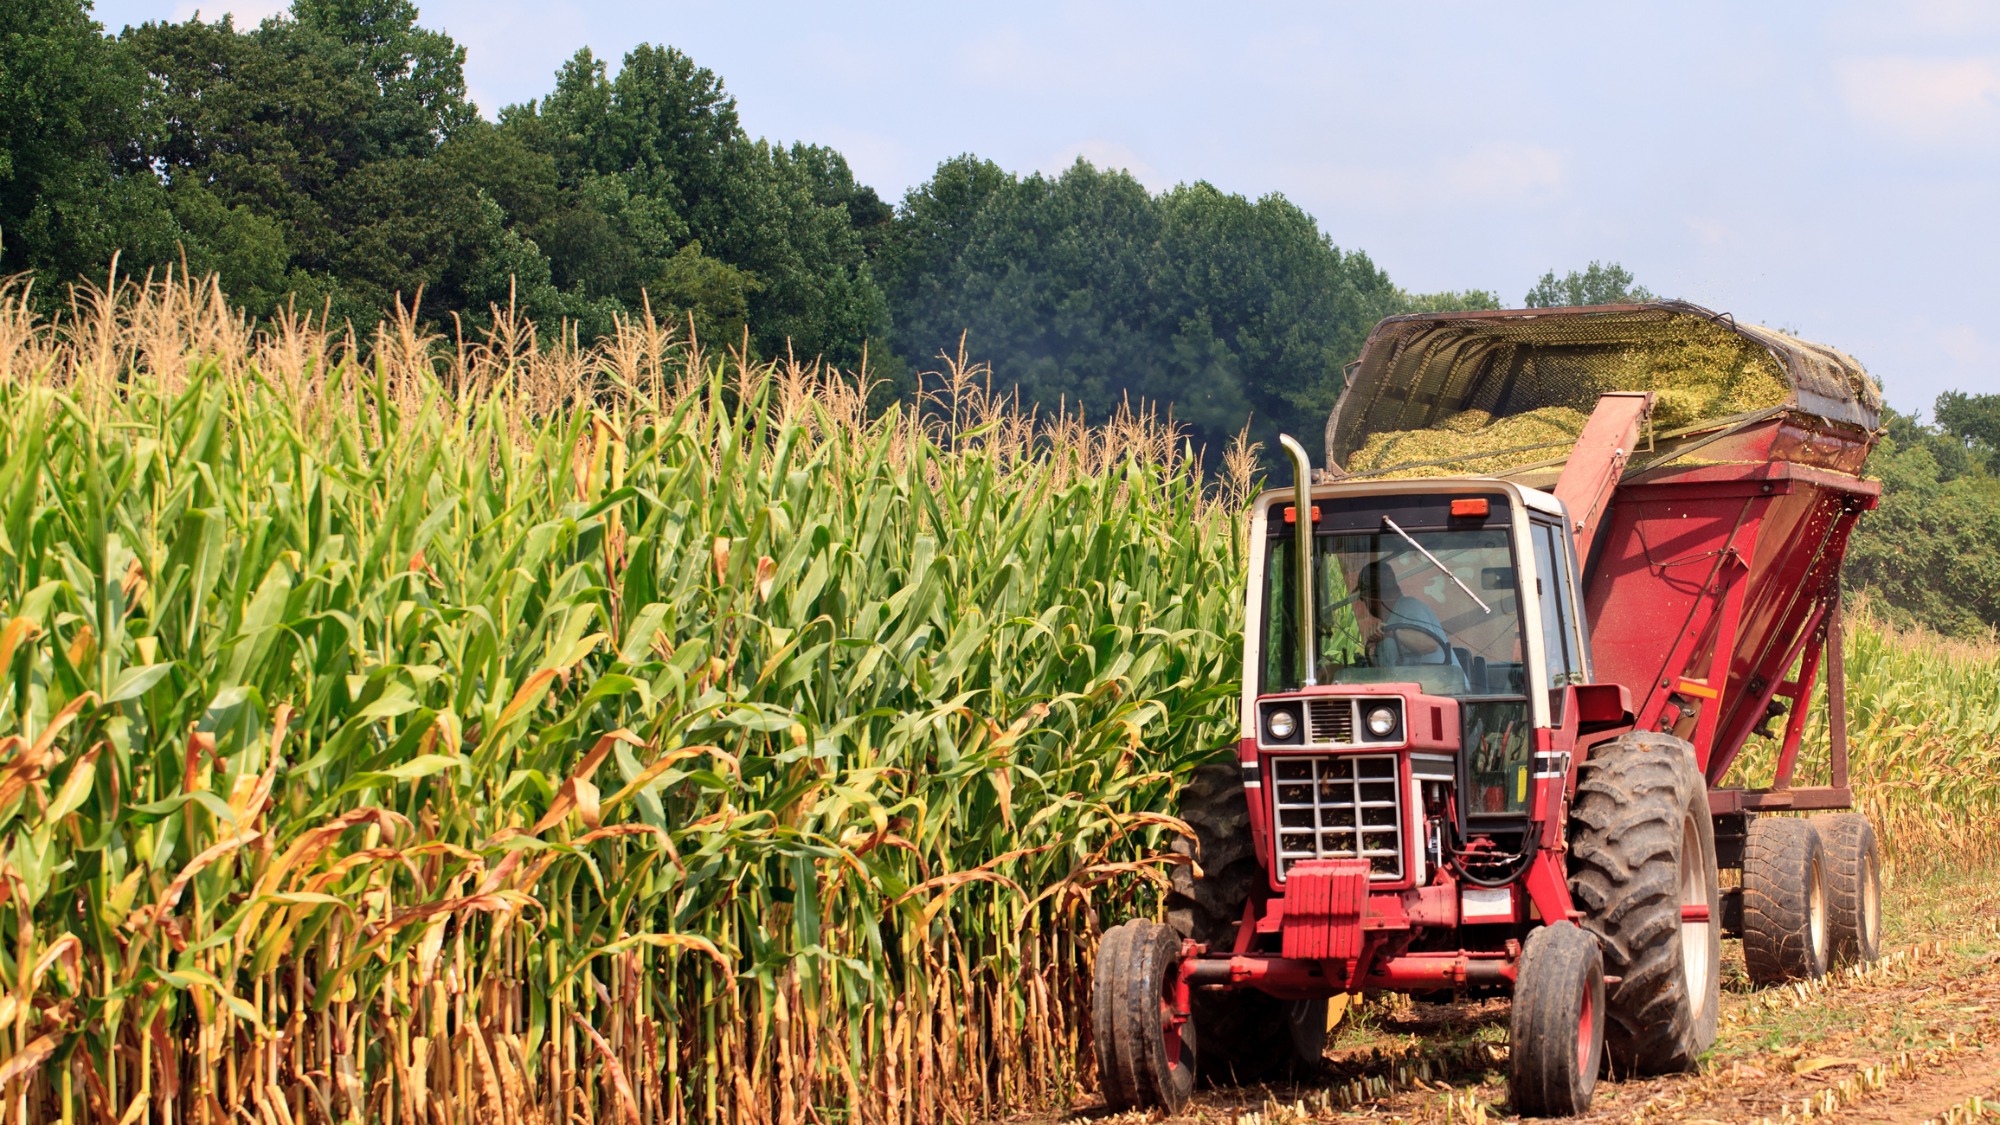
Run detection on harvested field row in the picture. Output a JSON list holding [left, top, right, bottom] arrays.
[[1024, 870, 2000, 1123]]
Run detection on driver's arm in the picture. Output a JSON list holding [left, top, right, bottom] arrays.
[[1388, 599, 1448, 655], [1389, 627, 1442, 657]]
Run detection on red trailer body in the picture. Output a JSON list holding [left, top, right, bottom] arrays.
[[1590, 449, 1878, 805]]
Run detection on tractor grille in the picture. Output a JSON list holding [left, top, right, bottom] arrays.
[[1271, 754, 1404, 881], [1307, 699, 1354, 743]]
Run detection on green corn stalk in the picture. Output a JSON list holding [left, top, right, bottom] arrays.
[[0, 276, 1257, 1124]]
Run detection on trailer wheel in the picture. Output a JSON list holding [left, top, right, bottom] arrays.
[[1509, 921, 1606, 1117], [1092, 919, 1194, 1112], [1167, 762, 1330, 1083], [1812, 813, 1882, 966], [1743, 817, 1830, 984], [1567, 732, 1720, 1075]]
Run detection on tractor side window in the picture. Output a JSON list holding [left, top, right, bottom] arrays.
[[1532, 520, 1585, 721]]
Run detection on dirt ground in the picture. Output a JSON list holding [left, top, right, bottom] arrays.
[[1023, 866, 2000, 1124]]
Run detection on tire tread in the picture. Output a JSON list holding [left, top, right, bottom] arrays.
[[1742, 817, 1827, 985], [1566, 732, 1720, 1075]]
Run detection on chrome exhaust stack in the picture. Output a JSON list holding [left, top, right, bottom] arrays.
[[1278, 434, 1316, 687]]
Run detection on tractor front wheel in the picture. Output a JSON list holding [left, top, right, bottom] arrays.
[[1742, 817, 1830, 984], [1092, 919, 1195, 1112], [1510, 921, 1606, 1117]]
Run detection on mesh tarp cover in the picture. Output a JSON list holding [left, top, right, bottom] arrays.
[[1324, 302, 1882, 471]]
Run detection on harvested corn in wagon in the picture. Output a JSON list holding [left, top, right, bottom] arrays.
[[1592, 325, 1791, 429], [1347, 406, 1590, 477], [1342, 320, 1793, 478]]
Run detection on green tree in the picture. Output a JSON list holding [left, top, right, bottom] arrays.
[[507, 44, 889, 365], [788, 143, 894, 257], [879, 158, 1403, 457], [1845, 406, 2000, 635], [1523, 261, 1654, 308], [0, 0, 180, 292], [1156, 181, 1404, 441], [1935, 390, 2000, 472], [1399, 288, 1502, 313], [121, 5, 549, 324]]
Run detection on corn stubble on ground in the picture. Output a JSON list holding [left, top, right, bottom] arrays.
[[1029, 867, 2000, 1124]]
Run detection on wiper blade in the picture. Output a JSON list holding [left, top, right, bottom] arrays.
[[1382, 517, 1491, 615]]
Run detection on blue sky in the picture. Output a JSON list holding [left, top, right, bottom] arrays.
[[92, 0, 2000, 416]]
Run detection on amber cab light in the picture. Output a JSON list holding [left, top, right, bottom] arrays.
[[1450, 498, 1490, 518]]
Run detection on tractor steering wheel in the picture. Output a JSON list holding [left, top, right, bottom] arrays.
[[1371, 623, 1449, 667]]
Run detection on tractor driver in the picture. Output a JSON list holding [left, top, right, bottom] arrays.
[[1354, 561, 1452, 666]]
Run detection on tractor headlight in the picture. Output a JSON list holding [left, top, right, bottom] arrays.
[[1365, 705, 1399, 739], [1267, 709, 1297, 740]]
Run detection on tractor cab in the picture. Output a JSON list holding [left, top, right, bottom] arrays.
[[1246, 478, 1587, 888]]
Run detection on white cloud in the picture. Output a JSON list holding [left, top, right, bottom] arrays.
[[1684, 216, 1732, 248], [1831, 0, 2000, 40], [1287, 141, 1568, 214], [1936, 322, 1994, 367], [1838, 55, 2000, 144], [951, 13, 1195, 100]]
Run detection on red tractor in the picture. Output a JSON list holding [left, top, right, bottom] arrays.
[[1093, 303, 1886, 1115]]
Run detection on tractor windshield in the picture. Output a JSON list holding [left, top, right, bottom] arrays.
[[1261, 516, 1527, 700]]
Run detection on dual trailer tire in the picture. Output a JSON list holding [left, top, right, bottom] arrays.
[[1743, 813, 1883, 984], [1815, 813, 1884, 966]]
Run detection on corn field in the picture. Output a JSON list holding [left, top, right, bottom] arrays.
[[1715, 596, 2000, 869], [0, 273, 1254, 1124], [1808, 606, 2000, 867], [0, 273, 1993, 1124]]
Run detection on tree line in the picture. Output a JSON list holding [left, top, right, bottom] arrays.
[[3, 0, 1996, 633], [1846, 394, 2000, 638], [3, 0, 1502, 456]]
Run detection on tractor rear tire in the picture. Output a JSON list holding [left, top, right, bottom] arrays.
[[1166, 761, 1329, 1083], [1813, 813, 1883, 966], [1167, 762, 1263, 947], [1092, 919, 1195, 1112], [1509, 921, 1606, 1117], [1742, 817, 1830, 985], [1566, 732, 1721, 1076]]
